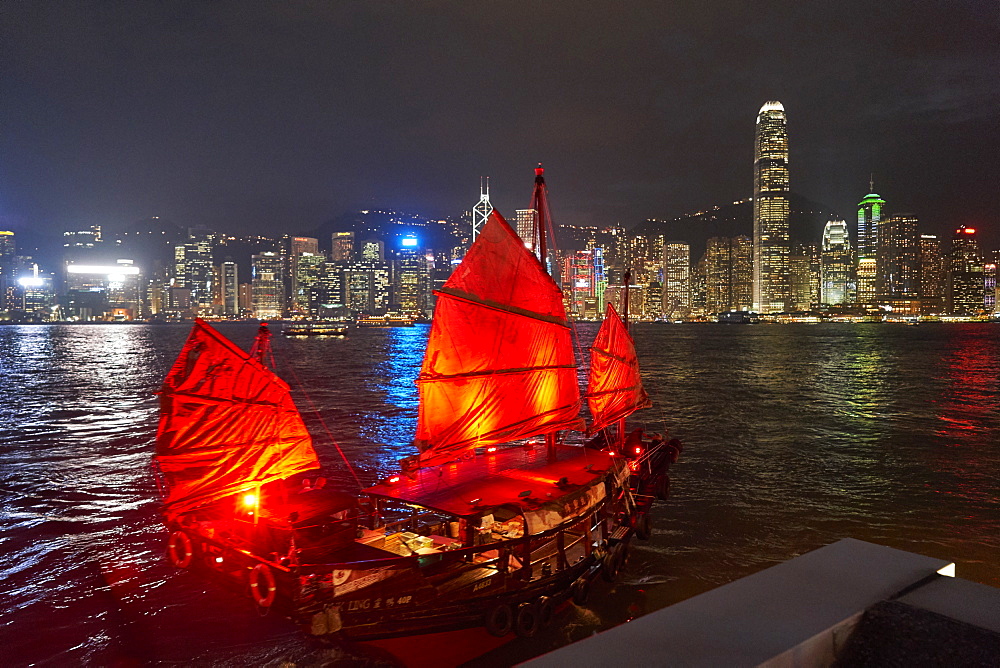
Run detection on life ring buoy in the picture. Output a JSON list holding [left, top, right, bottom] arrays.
[[331, 569, 351, 586], [536, 596, 554, 628], [635, 513, 652, 540], [249, 563, 277, 607], [515, 602, 540, 638], [571, 576, 591, 605], [485, 603, 513, 637], [167, 530, 194, 569]]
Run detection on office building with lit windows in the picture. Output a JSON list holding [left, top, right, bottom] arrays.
[[876, 214, 920, 314], [820, 220, 854, 306], [856, 190, 885, 304], [918, 235, 945, 314], [662, 242, 691, 318], [251, 251, 285, 319], [752, 101, 791, 312], [947, 225, 984, 315]]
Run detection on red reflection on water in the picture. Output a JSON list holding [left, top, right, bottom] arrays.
[[936, 330, 998, 441]]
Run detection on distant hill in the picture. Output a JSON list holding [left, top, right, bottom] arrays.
[[632, 193, 843, 259]]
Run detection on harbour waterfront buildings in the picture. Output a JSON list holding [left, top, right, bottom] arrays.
[[752, 101, 791, 313]]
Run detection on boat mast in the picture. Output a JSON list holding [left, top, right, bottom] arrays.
[[530, 164, 559, 461], [618, 268, 631, 449]]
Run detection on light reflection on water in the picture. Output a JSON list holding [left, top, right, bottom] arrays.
[[0, 322, 998, 666]]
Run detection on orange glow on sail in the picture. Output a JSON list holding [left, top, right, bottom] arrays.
[[154, 319, 319, 518], [587, 302, 651, 434], [415, 211, 583, 466]]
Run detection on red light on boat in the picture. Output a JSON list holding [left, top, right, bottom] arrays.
[[608, 451, 617, 457], [486, 447, 497, 453], [388, 475, 401, 484], [634, 446, 643, 455], [242, 493, 257, 508], [628, 460, 639, 472]]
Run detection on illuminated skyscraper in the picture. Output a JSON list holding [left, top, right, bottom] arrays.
[[515, 209, 538, 253], [471, 178, 493, 241], [752, 101, 791, 312], [947, 225, 984, 315], [662, 242, 691, 318], [856, 189, 885, 304], [287, 236, 319, 314], [251, 251, 285, 319], [705, 236, 752, 314], [222, 261, 239, 316], [876, 214, 919, 313], [173, 229, 214, 316], [918, 235, 945, 314], [789, 243, 820, 310], [331, 231, 355, 262], [820, 219, 854, 305]]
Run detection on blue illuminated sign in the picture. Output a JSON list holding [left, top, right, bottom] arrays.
[[401, 237, 418, 248]]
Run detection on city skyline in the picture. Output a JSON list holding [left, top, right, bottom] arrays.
[[2, 2, 998, 249]]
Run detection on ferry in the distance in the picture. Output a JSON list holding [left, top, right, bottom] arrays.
[[355, 313, 417, 328], [282, 322, 349, 337]]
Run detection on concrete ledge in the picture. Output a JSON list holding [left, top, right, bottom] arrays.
[[522, 538, 954, 667]]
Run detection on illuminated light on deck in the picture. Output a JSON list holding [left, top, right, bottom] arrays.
[[388, 475, 401, 484], [242, 493, 257, 507], [937, 563, 956, 577], [486, 447, 497, 453], [634, 446, 643, 455], [215, 556, 224, 563]]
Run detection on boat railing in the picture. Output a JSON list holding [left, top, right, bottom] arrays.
[[299, 504, 606, 574]]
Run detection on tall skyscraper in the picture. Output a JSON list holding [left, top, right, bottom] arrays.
[[251, 251, 285, 319], [331, 232, 355, 262], [947, 225, 984, 315], [471, 178, 493, 241], [705, 236, 752, 314], [222, 261, 239, 316], [173, 229, 214, 316], [820, 219, 854, 306], [856, 188, 885, 304], [662, 242, 691, 318], [789, 243, 820, 311], [287, 236, 319, 314], [515, 209, 538, 253], [918, 234, 945, 314], [876, 214, 919, 313], [752, 101, 791, 313]]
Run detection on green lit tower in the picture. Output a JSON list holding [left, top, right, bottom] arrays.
[[856, 181, 885, 305], [753, 101, 791, 313]]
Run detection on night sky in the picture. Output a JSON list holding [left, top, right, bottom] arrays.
[[2, 1, 998, 248]]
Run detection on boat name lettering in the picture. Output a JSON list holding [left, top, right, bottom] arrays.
[[347, 595, 412, 612], [472, 578, 492, 592]]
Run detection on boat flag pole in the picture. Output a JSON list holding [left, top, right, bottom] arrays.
[[532, 163, 559, 462], [619, 267, 632, 450]]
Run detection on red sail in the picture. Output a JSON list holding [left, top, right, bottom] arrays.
[[587, 302, 652, 434], [154, 319, 319, 517], [415, 211, 584, 466]]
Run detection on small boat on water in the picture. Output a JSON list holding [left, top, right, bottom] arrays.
[[152, 166, 680, 641], [282, 322, 349, 337]]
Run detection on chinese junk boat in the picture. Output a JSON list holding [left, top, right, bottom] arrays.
[[153, 168, 680, 641]]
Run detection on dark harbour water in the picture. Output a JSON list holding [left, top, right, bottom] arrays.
[[1, 322, 998, 666]]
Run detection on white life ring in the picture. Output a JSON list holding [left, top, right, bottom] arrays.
[[249, 563, 277, 607], [167, 530, 194, 569], [332, 569, 352, 586]]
